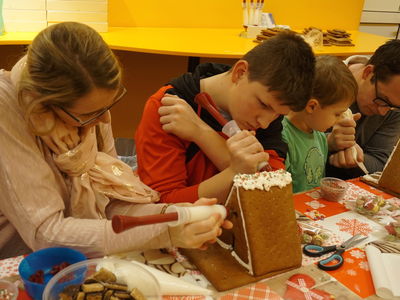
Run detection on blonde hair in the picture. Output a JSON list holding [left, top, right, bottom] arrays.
[[312, 55, 357, 108], [18, 22, 122, 134]]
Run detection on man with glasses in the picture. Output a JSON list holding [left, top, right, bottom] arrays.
[[326, 39, 400, 179]]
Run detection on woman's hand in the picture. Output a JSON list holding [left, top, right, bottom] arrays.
[[41, 118, 80, 155], [158, 94, 209, 142], [169, 198, 232, 250], [227, 130, 269, 174]]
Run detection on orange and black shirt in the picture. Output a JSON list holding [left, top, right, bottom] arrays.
[[135, 63, 287, 203]]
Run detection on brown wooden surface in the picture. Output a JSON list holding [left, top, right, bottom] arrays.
[[182, 243, 300, 292]]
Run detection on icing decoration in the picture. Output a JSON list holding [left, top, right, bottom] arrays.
[[233, 169, 292, 190], [336, 218, 372, 236]]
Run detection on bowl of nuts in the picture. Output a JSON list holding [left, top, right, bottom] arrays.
[[18, 247, 87, 300], [320, 177, 348, 202], [0, 280, 18, 300], [43, 258, 161, 300]]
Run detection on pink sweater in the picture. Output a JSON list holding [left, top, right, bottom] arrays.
[[0, 65, 171, 257]]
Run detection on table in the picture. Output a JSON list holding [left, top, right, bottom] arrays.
[[1, 178, 398, 299], [0, 27, 389, 58]]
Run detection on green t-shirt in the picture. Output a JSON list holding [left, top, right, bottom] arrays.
[[282, 117, 328, 193]]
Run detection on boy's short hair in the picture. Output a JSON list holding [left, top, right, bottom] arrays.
[[312, 55, 357, 107], [368, 39, 400, 83], [242, 32, 315, 111]]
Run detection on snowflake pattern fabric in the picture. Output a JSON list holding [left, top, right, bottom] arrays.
[[336, 218, 372, 236]]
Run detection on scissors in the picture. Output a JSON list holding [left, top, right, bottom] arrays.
[[303, 234, 368, 271]]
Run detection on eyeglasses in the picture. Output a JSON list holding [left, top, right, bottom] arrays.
[[372, 77, 400, 112], [57, 86, 127, 126]]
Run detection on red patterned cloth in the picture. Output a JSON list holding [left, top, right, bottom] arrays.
[[0, 255, 23, 278], [219, 282, 282, 300]]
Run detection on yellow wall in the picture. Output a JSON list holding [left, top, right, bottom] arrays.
[[109, 0, 364, 30]]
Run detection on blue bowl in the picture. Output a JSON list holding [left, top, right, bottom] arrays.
[[18, 247, 86, 300]]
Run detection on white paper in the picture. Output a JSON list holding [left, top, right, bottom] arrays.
[[365, 245, 400, 299], [140, 263, 213, 296]]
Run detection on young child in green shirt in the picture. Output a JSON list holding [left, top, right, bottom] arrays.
[[282, 56, 357, 193]]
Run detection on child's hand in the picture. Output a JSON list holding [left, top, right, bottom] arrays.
[[158, 94, 208, 141], [169, 198, 232, 249], [327, 113, 361, 152], [226, 130, 269, 174], [329, 144, 364, 168]]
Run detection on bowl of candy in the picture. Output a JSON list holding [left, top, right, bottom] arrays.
[[0, 280, 18, 300], [43, 258, 161, 300], [356, 195, 386, 215], [18, 247, 86, 300], [385, 217, 400, 241], [320, 177, 348, 202]]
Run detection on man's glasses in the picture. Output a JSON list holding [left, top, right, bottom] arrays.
[[372, 77, 400, 112], [57, 86, 127, 126]]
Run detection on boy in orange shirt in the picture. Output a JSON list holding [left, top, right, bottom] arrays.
[[135, 32, 315, 203]]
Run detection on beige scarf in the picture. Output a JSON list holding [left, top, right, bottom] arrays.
[[11, 56, 159, 219], [34, 112, 159, 219]]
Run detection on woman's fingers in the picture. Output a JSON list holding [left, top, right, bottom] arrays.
[[187, 213, 222, 235], [222, 220, 233, 230], [41, 136, 61, 155], [62, 134, 76, 150], [193, 197, 218, 206]]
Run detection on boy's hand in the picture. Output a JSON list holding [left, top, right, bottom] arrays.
[[158, 94, 208, 142], [329, 144, 364, 168], [169, 198, 232, 249], [327, 113, 361, 152], [227, 130, 269, 174]]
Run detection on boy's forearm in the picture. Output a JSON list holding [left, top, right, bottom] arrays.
[[192, 125, 230, 171], [198, 167, 236, 203]]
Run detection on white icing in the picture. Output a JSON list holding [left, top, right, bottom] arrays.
[[221, 186, 254, 275], [216, 238, 232, 250], [363, 172, 382, 184], [341, 108, 353, 120], [233, 169, 292, 191], [235, 186, 253, 275], [231, 251, 252, 272]]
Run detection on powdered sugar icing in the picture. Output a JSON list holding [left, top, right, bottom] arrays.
[[233, 169, 292, 191]]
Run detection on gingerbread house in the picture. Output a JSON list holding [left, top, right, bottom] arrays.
[[182, 169, 302, 291], [378, 138, 400, 195]]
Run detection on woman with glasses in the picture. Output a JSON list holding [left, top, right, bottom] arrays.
[[326, 39, 400, 179], [0, 22, 230, 258]]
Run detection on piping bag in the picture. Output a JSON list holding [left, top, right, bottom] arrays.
[[112, 204, 227, 233], [336, 109, 369, 174], [194, 92, 271, 171], [98, 259, 214, 296]]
